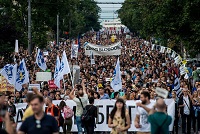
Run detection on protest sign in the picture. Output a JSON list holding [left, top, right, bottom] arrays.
[[0, 75, 15, 92], [28, 84, 40, 92], [36, 72, 51, 81], [72, 65, 80, 85], [155, 87, 169, 99]]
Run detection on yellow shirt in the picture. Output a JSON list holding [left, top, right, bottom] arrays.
[[22, 105, 34, 121]]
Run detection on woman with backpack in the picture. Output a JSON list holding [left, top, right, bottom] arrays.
[[108, 98, 131, 134], [59, 101, 74, 134]]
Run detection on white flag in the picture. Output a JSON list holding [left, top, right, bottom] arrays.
[[90, 51, 95, 65], [15, 40, 19, 53], [160, 46, 165, 53], [184, 73, 189, 79], [0, 64, 17, 85], [36, 49, 47, 71], [151, 44, 155, 50], [111, 57, 122, 91], [54, 55, 61, 88], [58, 51, 70, 80], [174, 56, 182, 65], [171, 51, 176, 58], [15, 59, 29, 91]]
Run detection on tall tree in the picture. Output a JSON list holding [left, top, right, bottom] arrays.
[[119, 0, 200, 57]]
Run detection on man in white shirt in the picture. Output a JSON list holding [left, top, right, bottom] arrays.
[[134, 91, 155, 134], [69, 81, 88, 134], [178, 88, 192, 134]]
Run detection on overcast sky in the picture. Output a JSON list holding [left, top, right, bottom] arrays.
[[95, 0, 125, 22]]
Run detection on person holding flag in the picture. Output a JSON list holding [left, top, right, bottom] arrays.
[[55, 50, 71, 89], [36, 49, 47, 71]]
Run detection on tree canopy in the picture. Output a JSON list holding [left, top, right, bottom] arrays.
[[0, 0, 100, 56], [118, 0, 200, 57]]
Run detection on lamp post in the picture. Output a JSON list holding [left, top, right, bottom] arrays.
[[28, 0, 32, 55]]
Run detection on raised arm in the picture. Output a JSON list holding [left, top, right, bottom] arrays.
[[69, 89, 75, 99], [81, 79, 87, 94], [33, 87, 43, 96]]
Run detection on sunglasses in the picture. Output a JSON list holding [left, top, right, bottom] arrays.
[[36, 120, 41, 128]]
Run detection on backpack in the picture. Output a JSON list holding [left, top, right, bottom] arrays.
[[152, 115, 168, 134], [78, 98, 92, 123], [63, 106, 74, 119]]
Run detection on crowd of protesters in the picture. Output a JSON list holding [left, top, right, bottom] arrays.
[[0, 32, 200, 134]]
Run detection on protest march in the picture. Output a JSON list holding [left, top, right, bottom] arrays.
[[0, 30, 199, 134]]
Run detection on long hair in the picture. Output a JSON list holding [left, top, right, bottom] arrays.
[[110, 98, 126, 120], [59, 100, 66, 110]]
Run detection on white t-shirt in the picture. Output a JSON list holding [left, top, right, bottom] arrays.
[[136, 101, 155, 132], [73, 94, 88, 116]]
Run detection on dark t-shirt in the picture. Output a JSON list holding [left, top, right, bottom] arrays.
[[0, 129, 8, 134], [19, 114, 59, 134], [85, 105, 97, 125], [148, 112, 172, 134]]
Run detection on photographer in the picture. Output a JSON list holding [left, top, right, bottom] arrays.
[[0, 93, 16, 134]]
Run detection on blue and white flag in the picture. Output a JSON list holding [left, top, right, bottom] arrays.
[[111, 57, 122, 91], [90, 51, 95, 65], [58, 51, 70, 80], [0, 64, 17, 85], [173, 74, 181, 97], [54, 55, 61, 88], [36, 49, 47, 71], [15, 59, 29, 91]]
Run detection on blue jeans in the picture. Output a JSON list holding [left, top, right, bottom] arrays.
[[76, 116, 83, 133]]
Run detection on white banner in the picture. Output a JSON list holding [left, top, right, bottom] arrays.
[[15, 99, 175, 132], [84, 42, 121, 55]]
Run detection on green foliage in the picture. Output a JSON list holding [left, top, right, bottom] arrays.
[[119, 0, 200, 57], [0, 0, 100, 56]]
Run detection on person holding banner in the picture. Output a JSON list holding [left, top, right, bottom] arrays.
[[108, 98, 130, 134], [134, 91, 154, 134]]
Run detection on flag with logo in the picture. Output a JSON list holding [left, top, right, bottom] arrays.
[[54, 55, 61, 88], [111, 57, 122, 91], [90, 51, 95, 65], [58, 51, 70, 80], [0, 64, 17, 85], [173, 74, 182, 97], [36, 49, 47, 71], [15, 59, 29, 91]]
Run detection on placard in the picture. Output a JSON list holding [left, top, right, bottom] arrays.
[[36, 72, 51, 81], [155, 87, 169, 99], [28, 84, 40, 92]]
